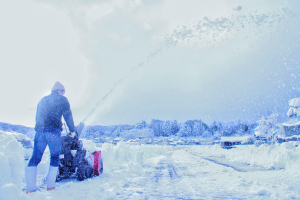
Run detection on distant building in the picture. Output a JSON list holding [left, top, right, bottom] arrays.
[[125, 139, 141, 145], [254, 130, 268, 143], [186, 138, 200, 145], [112, 138, 121, 145], [283, 121, 300, 137], [220, 136, 251, 149]]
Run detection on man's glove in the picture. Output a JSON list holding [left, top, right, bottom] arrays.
[[70, 132, 76, 138]]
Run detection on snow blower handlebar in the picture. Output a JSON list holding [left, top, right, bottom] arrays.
[[74, 122, 85, 139], [63, 122, 85, 140]]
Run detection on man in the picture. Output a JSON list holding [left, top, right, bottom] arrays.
[[26, 82, 76, 193]]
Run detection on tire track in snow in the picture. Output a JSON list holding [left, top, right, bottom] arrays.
[[114, 148, 255, 199], [146, 150, 217, 199], [113, 152, 186, 199], [176, 149, 251, 199], [136, 151, 205, 199], [153, 159, 178, 182], [188, 151, 267, 172], [146, 150, 250, 199], [150, 153, 184, 199]]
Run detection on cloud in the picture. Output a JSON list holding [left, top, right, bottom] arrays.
[[109, 32, 132, 46]]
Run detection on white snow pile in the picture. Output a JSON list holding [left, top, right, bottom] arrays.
[[0, 131, 25, 200], [3, 130, 300, 199], [287, 97, 300, 117], [289, 97, 300, 107], [81, 139, 102, 153], [191, 141, 300, 170]]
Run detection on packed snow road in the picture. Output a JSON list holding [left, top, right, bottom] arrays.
[[18, 141, 300, 200], [114, 148, 271, 199]]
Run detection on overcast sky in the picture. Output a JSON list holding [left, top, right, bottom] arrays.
[[1, 0, 300, 127]]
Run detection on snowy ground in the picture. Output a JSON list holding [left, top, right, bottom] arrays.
[[2, 131, 300, 200]]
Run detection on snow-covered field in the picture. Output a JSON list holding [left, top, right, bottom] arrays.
[[1, 130, 300, 200]]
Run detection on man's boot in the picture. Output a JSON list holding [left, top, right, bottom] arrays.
[[26, 166, 38, 193], [47, 166, 59, 191]]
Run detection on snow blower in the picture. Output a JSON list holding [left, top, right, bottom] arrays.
[[57, 123, 103, 181]]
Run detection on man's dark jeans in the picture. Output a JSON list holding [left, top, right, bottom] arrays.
[[28, 128, 61, 167]]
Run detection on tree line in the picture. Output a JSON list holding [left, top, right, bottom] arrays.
[[82, 119, 256, 139]]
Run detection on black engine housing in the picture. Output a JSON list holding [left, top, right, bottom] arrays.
[[57, 135, 93, 181]]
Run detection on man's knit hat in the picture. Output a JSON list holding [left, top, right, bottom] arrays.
[[52, 82, 65, 91]]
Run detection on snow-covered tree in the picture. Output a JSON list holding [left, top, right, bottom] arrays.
[[150, 119, 163, 136], [210, 121, 218, 132], [231, 120, 249, 136], [178, 122, 192, 137], [202, 130, 213, 138], [171, 120, 180, 135], [222, 121, 236, 136], [162, 120, 172, 136], [254, 112, 281, 142], [135, 121, 147, 130], [120, 128, 155, 139], [210, 121, 223, 135], [112, 125, 133, 137], [176, 120, 209, 137], [192, 120, 206, 136]]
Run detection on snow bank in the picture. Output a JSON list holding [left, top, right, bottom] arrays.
[[2, 129, 300, 199], [101, 141, 145, 174], [98, 141, 181, 190], [81, 139, 102, 153], [0, 131, 25, 200], [283, 120, 300, 127], [289, 97, 300, 107], [191, 142, 300, 170], [287, 97, 300, 117]]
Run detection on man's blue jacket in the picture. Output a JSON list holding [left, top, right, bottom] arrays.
[[35, 91, 75, 132]]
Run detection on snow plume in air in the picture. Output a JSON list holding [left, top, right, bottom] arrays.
[[162, 7, 295, 48], [82, 4, 300, 125], [29, 0, 300, 126]]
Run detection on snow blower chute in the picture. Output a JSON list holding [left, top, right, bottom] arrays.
[[57, 123, 103, 181]]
